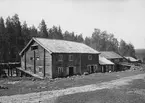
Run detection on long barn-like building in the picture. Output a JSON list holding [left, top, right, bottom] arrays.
[[19, 38, 100, 78]]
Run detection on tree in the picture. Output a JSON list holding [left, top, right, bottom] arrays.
[[0, 17, 5, 34], [85, 37, 91, 46], [29, 25, 38, 37], [21, 21, 30, 45], [76, 34, 84, 43], [127, 43, 136, 58], [48, 26, 63, 39], [38, 19, 48, 38], [119, 39, 127, 56], [0, 17, 6, 62]]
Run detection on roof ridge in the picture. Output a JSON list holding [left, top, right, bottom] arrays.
[[34, 37, 86, 45]]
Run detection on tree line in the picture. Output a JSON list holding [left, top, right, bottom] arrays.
[[0, 14, 136, 62]]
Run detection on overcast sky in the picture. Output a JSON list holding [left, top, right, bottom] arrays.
[[0, 0, 145, 49]]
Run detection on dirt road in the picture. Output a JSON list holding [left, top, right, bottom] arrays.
[[0, 73, 145, 103]]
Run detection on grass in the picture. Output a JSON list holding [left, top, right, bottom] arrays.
[[0, 70, 144, 96]]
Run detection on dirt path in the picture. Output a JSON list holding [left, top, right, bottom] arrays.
[[0, 73, 145, 103]]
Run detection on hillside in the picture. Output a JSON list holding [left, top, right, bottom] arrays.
[[135, 49, 145, 62]]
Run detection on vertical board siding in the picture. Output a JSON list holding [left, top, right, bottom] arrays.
[[52, 53, 81, 78], [52, 53, 99, 78], [81, 54, 99, 74], [21, 41, 52, 78], [21, 40, 99, 78], [45, 51, 52, 78]]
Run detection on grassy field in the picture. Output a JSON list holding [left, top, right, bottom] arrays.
[[0, 70, 144, 96], [55, 79, 145, 103]]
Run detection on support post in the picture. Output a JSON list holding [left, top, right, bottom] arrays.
[[43, 49, 46, 77], [80, 54, 82, 74], [10, 67, 12, 77], [8, 66, 10, 76], [24, 52, 26, 70], [16, 68, 18, 76], [34, 50, 36, 74]]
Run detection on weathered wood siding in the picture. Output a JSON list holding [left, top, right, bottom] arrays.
[[21, 41, 52, 78], [99, 65, 115, 72], [45, 51, 52, 78], [51, 53, 99, 78], [81, 54, 99, 73], [52, 53, 81, 78]]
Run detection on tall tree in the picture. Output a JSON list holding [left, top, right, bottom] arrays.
[[76, 34, 84, 43], [29, 25, 38, 37], [38, 19, 48, 38], [91, 28, 101, 50], [0, 17, 6, 62], [48, 26, 63, 39], [21, 21, 30, 45], [85, 37, 91, 46]]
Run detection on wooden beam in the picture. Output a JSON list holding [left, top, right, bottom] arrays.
[[8, 67, 10, 76], [10, 67, 13, 77], [43, 49, 46, 77], [34, 50, 36, 74], [80, 54, 82, 74], [24, 52, 26, 70]]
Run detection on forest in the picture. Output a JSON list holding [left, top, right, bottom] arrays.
[[0, 14, 136, 62]]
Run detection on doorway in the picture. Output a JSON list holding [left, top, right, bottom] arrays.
[[69, 67, 74, 76], [91, 66, 94, 73]]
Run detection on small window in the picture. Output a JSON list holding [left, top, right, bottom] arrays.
[[36, 57, 40, 60], [31, 45, 38, 50], [58, 67, 63, 74], [58, 54, 63, 61], [69, 55, 73, 61], [88, 55, 92, 60], [39, 67, 43, 72], [30, 57, 34, 60]]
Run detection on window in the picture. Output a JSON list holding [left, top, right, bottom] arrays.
[[36, 57, 40, 60], [58, 54, 63, 61], [30, 57, 39, 60], [58, 67, 63, 75], [31, 45, 38, 50], [30, 57, 34, 60], [69, 55, 73, 61], [88, 55, 92, 60], [39, 67, 43, 72]]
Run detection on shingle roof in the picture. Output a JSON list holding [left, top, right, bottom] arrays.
[[125, 56, 138, 62], [20, 38, 100, 55], [99, 56, 114, 65], [100, 51, 123, 59]]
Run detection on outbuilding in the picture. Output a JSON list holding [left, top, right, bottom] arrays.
[[99, 56, 115, 72]]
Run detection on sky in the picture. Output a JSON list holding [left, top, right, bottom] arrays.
[[0, 0, 145, 49]]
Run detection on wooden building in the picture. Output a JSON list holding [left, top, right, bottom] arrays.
[[99, 56, 115, 73], [100, 51, 123, 71], [19, 38, 100, 79], [124, 56, 141, 66], [125, 56, 138, 63]]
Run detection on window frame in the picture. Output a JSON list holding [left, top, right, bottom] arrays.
[[88, 55, 92, 60], [69, 55, 73, 61], [31, 45, 38, 51], [58, 54, 63, 61], [58, 67, 63, 75]]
